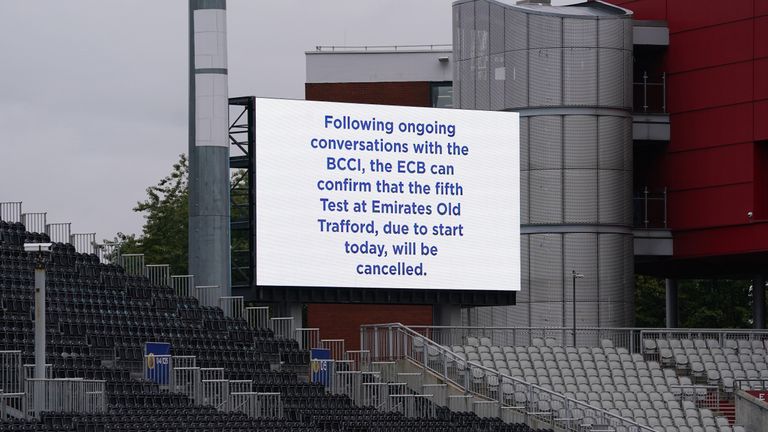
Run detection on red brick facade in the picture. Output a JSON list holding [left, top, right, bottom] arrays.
[[305, 82, 432, 107]]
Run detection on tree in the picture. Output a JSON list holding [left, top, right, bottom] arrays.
[[635, 275, 666, 327], [115, 154, 189, 274]]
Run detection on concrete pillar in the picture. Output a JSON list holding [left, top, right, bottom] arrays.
[[753, 275, 765, 330], [434, 303, 462, 347], [665, 278, 678, 328], [34, 266, 46, 379], [276, 302, 304, 328]]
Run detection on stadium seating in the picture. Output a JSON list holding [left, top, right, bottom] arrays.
[[451, 335, 757, 432], [1, 218, 551, 432]]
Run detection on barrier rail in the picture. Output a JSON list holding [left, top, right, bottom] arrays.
[[70, 233, 96, 254], [202, 379, 229, 411], [634, 187, 667, 229], [119, 254, 145, 276], [145, 264, 171, 287], [390, 394, 436, 418], [22, 364, 52, 380], [24, 378, 106, 418], [0, 202, 22, 223], [45, 222, 71, 244], [246, 306, 270, 330], [322, 339, 345, 361], [171, 275, 195, 298], [0, 351, 23, 394], [361, 323, 655, 432], [633, 71, 666, 113], [21, 213, 46, 234], [295, 328, 321, 351], [96, 241, 119, 264], [219, 296, 244, 319], [314, 44, 451, 52], [229, 392, 283, 419], [271, 317, 295, 340], [345, 350, 371, 372], [195, 285, 220, 308]]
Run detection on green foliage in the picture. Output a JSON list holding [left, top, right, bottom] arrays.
[[115, 154, 189, 275], [635, 275, 666, 327]]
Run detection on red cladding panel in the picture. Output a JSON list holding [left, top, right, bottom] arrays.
[[669, 104, 753, 151], [305, 82, 431, 107], [667, 0, 754, 33], [757, 16, 768, 58], [674, 223, 768, 257], [758, 0, 768, 16], [668, 183, 753, 230], [667, 62, 753, 113], [756, 101, 768, 141], [667, 20, 753, 73], [756, 59, 768, 100], [610, 0, 667, 20], [306, 304, 433, 351], [663, 143, 753, 190]]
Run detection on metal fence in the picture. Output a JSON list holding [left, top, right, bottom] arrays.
[[145, 264, 171, 287], [295, 328, 321, 351], [172, 275, 195, 298], [322, 339, 346, 361], [45, 223, 71, 244], [24, 378, 106, 418], [195, 285, 220, 308], [229, 392, 283, 419], [119, 254, 145, 276], [245, 306, 270, 330], [96, 241, 120, 264], [21, 213, 46, 234], [271, 317, 295, 340], [219, 296, 244, 319], [0, 351, 23, 394], [70, 233, 96, 254], [361, 323, 655, 432], [0, 202, 22, 223]]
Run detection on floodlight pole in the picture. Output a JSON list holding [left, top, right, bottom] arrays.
[[34, 256, 46, 379], [571, 270, 583, 347]]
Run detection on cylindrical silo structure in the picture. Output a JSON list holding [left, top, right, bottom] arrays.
[[453, 0, 635, 330], [188, 0, 231, 298]]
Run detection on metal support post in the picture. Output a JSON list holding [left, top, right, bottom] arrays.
[[753, 275, 766, 330]]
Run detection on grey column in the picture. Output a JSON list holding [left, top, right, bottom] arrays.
[[434, 303, 462, 326], [665, 278, 678, 328], [753, 275, 765, 330], [188, 0, 231, 298], [34, 266, 46, 379]]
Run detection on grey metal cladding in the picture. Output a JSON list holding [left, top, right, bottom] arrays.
[[530, 233, 563, 302], [564, 115, 597, 169], [563, 18, 597, 47], [490, 54, 506, 110], [529, 170, 563, 224], [453, 6, 462, 61], [459, 59, 475, 109], [530, 301, 563, 327], [598, 48, 624, 108], [475, 0, 490, 59], [598, 169, 626, 224], [564, 233, 598, 301], [529, 14, 561, 49], [598, 18, 624, 49], [529, 49, 562, 106], [505, 8, 528, 52], [520, 235, 530, 302], [564, 170, 598, 223], [460, 2, 475, 60], [504, 50, 528, 109], [564, 48, 597, 106], [475, 56, 490, 110], [529, 116, 562, 170], [520, 117, 530, 171], [490, 4, 506, 54], [597, 116, 624, 170], [520, 170, 530, 224], [598, 234, 624, 301]]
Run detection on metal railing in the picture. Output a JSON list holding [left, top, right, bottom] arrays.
[[195, 285, 220, 308], [70, 233, 96, 254], [322, 339, 346, 361], [119, 253, 145, 276], [0, 351, 23, 394], [634, 187, 668, 229], [219, 296, 244, 319], [271, 317, 295, 340], [95, 240, 119, 264], [633, 71, 666, 113], [361, 323, 655, 432], [45, 222, 71, 244], [145, 264, 171, 287], [245, 306, 270, 330], [171, 275, 195, 298], [295, 328, 321, 351], [24, 378, 106, 418], [0, 202, 22, 223], [21, 213, 46, 234], [229, 392, 283, 419], [314, 44, 451, 52]]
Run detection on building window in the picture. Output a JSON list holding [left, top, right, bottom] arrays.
[[431, 82, 453, 108]]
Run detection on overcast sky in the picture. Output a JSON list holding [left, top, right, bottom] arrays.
[[0, 0, 453, 242]]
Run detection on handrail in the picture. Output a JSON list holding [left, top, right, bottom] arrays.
[[362, 323, 656, 432]]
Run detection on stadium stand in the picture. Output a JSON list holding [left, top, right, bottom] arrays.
[[0, 214, 552, 432], [361, 325, 762, 432]]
